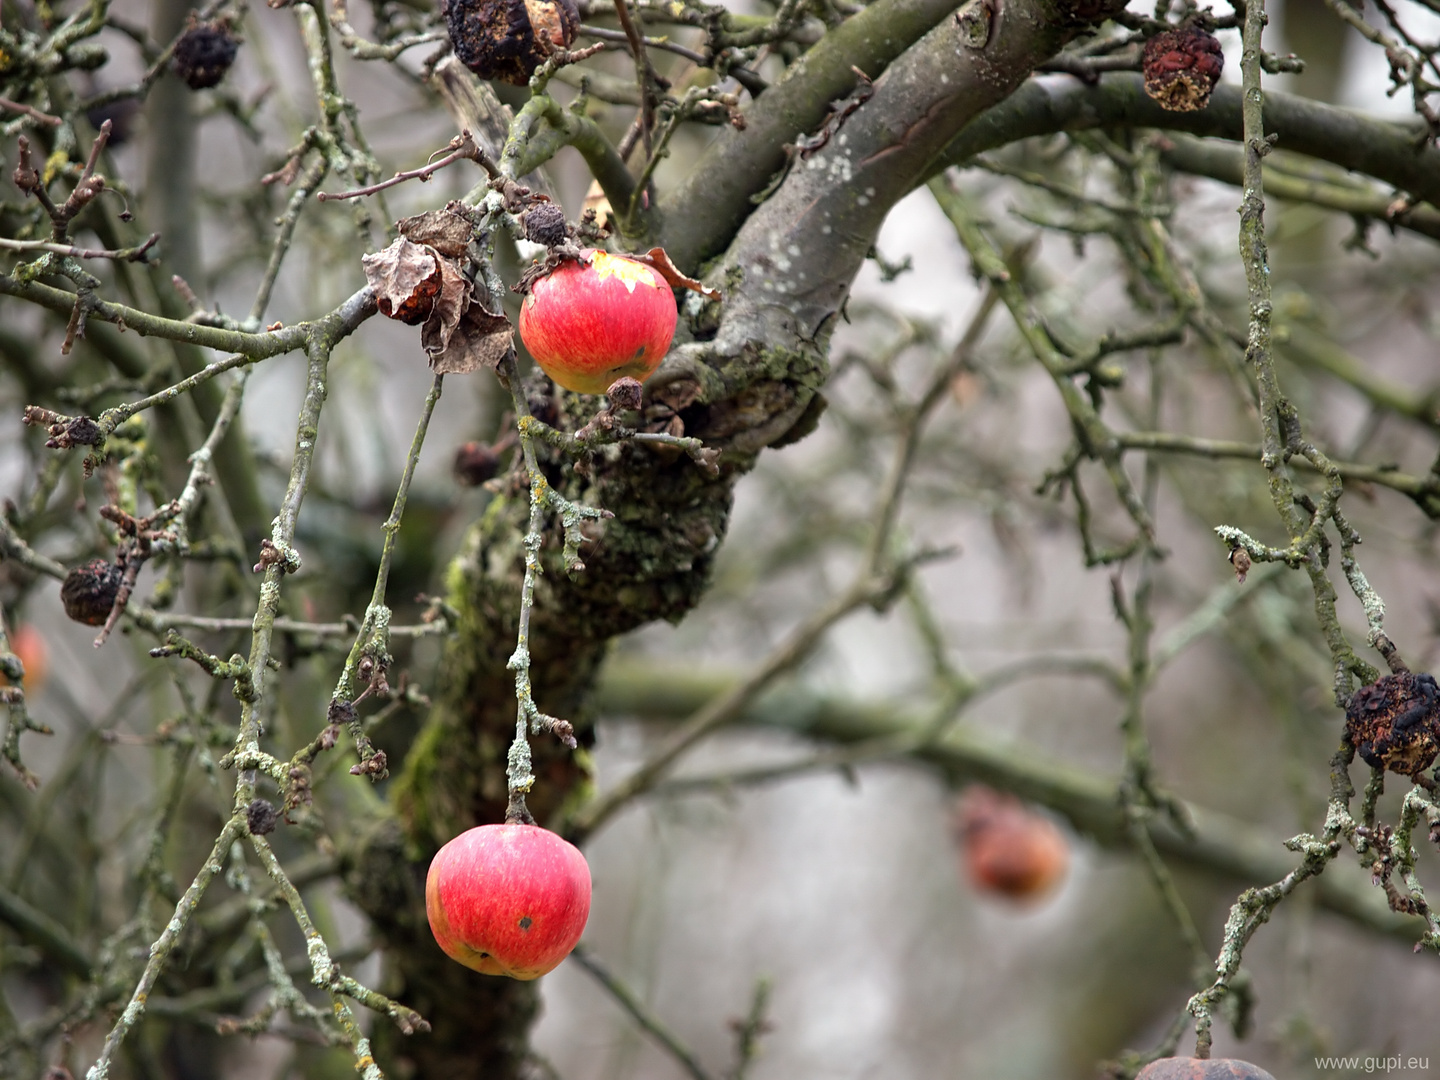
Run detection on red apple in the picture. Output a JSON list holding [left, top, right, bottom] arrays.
[[952, 786, 1069, 903], [1136, 1059, 1277, 1080], [426, 823, 591, 980], [519, 249, 677, 395], [2, 624, 48, 693]]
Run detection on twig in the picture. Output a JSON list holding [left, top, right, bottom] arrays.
[[932, 179, 1161, 556], [328, 372, 445, 778], [0, 517, 66, 579], [611, 0, 658, 159], [499, 355, 606, 821], [1186, 831, 1340, 1058], [251, 155, 329, 327], [726, 977, 772, 1080], [84, 817, 245, 1080], [1186, 0, 1362, 1054], [0, 277, 377, 366], [0, 882, 93, 977], [249, 833, 429, 1056], [0, 234, 159, 262], [576, 24, 766, 93], [330, 0, 446, 61], [138, 612, 451, 639], [317, 132, 494, 202], [570, 945, 714, 1080], [0, 97, 63, 126]]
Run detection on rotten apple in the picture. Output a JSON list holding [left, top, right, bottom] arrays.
[[426, 823, 591, 980], [519, 250, 677, 395]]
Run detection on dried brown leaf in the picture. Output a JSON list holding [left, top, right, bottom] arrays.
[[432, 301, 513, 375], [362, 238, 442, 324], [398, 204, 474, 259], [420, 256, 472, 357], [632, 248, 722, 301]]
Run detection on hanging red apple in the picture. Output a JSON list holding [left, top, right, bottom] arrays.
[[1136, 1058, 1277, 1080], [519, 250, 678, 395], [952, 786, 1069, 903], [426, 823, 591, 980]]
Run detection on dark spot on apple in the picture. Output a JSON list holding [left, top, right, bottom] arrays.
[[518, 915, 533, 930], [632, 345, 645, 361]]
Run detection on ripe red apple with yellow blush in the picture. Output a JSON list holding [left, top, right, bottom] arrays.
[[519, 250, 677, 395], [426, 823, 591, 980]]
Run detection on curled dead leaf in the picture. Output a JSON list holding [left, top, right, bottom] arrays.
[[363, 238, 442, 324], [398, 204, 475, 259], [631, 248, 722, 302], [364, 231, 516, 376], [420, 257, 472, 358], [420, 264, 513, 375], [432, 301, 513, 375]]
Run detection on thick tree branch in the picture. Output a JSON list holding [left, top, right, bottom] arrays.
[[691, 0, 1129, 420], [931, 73, 1440, 209], [0, 278, 376, 362], [657, 0, 966, 271], [593, 660, 1413, 944], [1157, 135, 1440, 244]]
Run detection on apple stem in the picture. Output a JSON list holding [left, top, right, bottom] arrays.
[[505, 788, 536, 825]]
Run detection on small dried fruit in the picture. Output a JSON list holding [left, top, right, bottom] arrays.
[[60, 559, 123, 627], [1142, 24, 1224, 112], [523, 202, 569, 247], [446, 0, 579, 86], [246, 798, 279, 836], [172, 19, 240, 90], [606, 376, 644, 413], [1345, 672, 1440, 778], [1135, 1058, 1277, 1080]]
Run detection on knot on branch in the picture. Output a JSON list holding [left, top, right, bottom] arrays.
[[350, 749, 389, 778], [254, 538, 301, 574]]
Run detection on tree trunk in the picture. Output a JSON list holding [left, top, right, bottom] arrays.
[[348, 3, 1125, 1074]]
